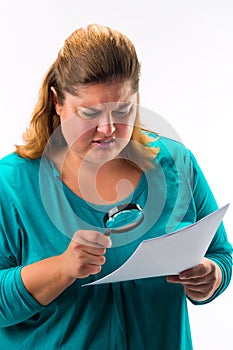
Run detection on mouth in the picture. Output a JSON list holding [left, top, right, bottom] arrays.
[[92, 138, 116, 147]]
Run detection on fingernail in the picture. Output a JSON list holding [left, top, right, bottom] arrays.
[[179, 275, 186, 280]]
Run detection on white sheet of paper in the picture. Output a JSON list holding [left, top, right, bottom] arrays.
[[83, 204, 229, 287]]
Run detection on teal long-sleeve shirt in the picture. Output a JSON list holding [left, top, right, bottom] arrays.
[[0, 135, 232, 349]]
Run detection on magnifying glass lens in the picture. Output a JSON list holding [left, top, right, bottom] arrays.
[[104, 203, 144, 234]]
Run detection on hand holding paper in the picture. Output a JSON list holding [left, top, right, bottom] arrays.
[[167, 256, 223, 301]]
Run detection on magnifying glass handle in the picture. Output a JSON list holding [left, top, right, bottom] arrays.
[[104, 229, 111, 236]]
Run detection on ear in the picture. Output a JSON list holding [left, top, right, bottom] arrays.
[[51, 86, 61, 115]]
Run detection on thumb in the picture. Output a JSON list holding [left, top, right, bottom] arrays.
[[72, 230, 112, 248]]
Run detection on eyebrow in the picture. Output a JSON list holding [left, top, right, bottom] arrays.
[[81, 106, 100, 112], [81, 102, 133, 111]]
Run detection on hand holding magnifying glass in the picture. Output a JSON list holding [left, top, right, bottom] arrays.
[[71, 203, 144, 248], [103, 203, 144, 236]]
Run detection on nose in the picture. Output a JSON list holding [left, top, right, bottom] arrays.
[[96, 112, 116, 135]]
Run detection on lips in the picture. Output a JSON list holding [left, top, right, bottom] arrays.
[[93, 138, 115, 143], [92, 138, 115, 147]]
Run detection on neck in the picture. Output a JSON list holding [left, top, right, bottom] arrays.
[[51, 148, 141, 205], [66, 149, 127, 176]]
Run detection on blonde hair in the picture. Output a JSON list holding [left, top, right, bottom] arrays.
[[15, 24, 159, 169]]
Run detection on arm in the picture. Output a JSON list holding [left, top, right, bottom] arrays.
[[167, 151, 232, 303], [0, 179, 111, 326], [0, 197, 45, 327], [21, 230, 111, 305]]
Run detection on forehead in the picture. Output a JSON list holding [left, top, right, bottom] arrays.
[[64, 81, 135, 107]]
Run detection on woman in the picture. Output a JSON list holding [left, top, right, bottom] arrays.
[[0, 24, 232, 349]]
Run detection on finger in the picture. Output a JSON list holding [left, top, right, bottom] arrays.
[[71, 236, 100, 248], [167, 275, 180, 283], [184, 286, 206, 300], [82, 251, 108, 271], [167, 274, 210, 285], [184, 282, 215, 300], [179, 263, 208, 280], [82, 246, 106, 257], [74, 250, 106, 277], [82, 253, 106, 266], [72, 230, 112, 248], [167, 277, 213, 300], [88, 231, 112, 248], [78, 263, 102, 278]]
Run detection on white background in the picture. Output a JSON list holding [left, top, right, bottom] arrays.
[[0, 0, 232, 348]]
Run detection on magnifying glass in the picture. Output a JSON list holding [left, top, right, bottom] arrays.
[[103, 203, 144, 236]]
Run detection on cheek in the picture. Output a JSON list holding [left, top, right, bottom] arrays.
[[117, 125, 134, 139], [61, 116, 94, 147], [116, 116, 135, 139]]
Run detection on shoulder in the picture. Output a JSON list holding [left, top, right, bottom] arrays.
[[143, 130, 193, 163], [0, 153, 41, 187]]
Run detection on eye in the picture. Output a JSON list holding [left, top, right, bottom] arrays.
[[112, 105, 133, 118], [78, 109, 101, 119], [112, 110, 128, 117]]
